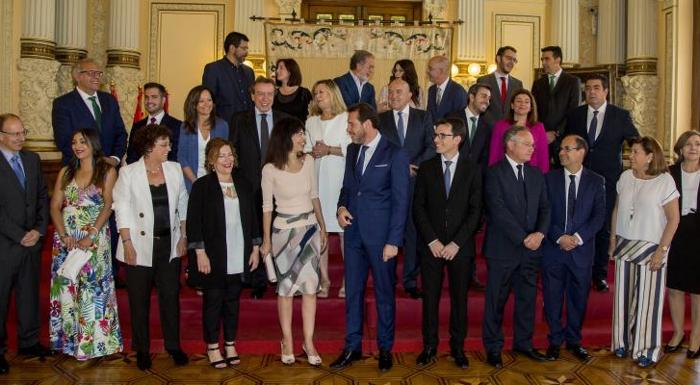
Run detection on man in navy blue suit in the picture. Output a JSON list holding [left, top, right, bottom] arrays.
[[542, 134, 606, 362], [330, 103, 409, 372], [563, 74, 639, 292], [482, 125, 550, 368], [202, 31, 255, 122], [52, 58, 127, 166], [378, 78, 435, 299], [333, 50, 377, 110], [426, 55, 467, 124], [126, 82, 181, 164]]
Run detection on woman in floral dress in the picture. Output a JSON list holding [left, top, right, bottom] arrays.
[[49, 128, 122, 360]]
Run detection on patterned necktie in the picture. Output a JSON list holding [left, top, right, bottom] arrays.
[[444, 160, 453, 196], [588, 110, 599, 144], [259, 113, 269, 164], [500, 77, 507, 109], [88, 96, 102, 131], [469, 117, 477, 144], [355, 145, 369, 180], [150, 116, 157, 125], [566, 174, 577, 233], [436, 87, 443, 106], [548, 74, 556, 91], [397, 111, 405, 146], [10, 154, 25, 190]]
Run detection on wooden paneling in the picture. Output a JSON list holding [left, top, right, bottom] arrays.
[[302, 0, 422, 23], [693, 0, 700, 131]]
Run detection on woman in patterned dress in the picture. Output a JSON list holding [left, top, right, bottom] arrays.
[[49, 128, 121, 360]]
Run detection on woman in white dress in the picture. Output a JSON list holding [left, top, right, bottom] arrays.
[[304, 79, 351, 298]]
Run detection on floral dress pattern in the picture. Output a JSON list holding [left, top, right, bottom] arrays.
[[49, 181, 122, 360]]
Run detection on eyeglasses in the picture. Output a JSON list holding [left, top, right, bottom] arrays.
[[79, 70, 103, 78], [559, 146, 582, 152], [0, 129, 29, 138], [433, 133, 455, 140]]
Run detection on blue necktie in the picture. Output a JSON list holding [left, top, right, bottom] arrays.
[[566, 174, 576, 233], [588, 110, 599, 144], [443, 160, 453, 196], [10, 154, 25, 189], [397, 111, 405, 146], [355, 145, 369, 180]]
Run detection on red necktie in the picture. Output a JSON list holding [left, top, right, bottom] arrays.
[[500, 77, 507, 110], [150, 117, 157, 125]]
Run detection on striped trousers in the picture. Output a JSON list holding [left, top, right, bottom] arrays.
[[611, 237, 666, 362]]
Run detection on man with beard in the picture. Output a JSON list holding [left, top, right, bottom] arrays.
[[478, 46, 524, 127], [334, 50, 377, 110]]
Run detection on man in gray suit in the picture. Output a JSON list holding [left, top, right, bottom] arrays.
[[477, 46, 523, 127], [0, 114, 49, 375]]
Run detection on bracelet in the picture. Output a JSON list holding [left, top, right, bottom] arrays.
[[88, 226, 98, 234]]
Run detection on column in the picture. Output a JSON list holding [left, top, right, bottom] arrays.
[[621, 0, 658, 138], [105, 0, 142, 129], [55, 0, 87, 94], [454, 0, 485, 84], [20, 0, 61, 157], [596, 0, 625, 64], [234, 0, 265, 76], [550, 0, 579, 65]]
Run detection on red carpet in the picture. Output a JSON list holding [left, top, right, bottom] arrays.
[[4, 230, 690, 354]]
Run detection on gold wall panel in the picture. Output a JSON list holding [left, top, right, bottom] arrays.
[[494, 14, 541, 88]]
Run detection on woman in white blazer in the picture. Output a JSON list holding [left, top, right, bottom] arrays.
[[112, 124, 189, 371]]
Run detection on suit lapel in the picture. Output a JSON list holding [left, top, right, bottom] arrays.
[[20, 151, 35, 198], [345, 73, 360, 102], [0, 152, 24, 193], [594, 106, 614, 146], [488, 75, 502, 111], [72, 90, 97, 125], [382, 113, 400, 145]]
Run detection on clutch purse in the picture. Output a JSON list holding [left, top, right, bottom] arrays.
[[264, 253, 277, 283]]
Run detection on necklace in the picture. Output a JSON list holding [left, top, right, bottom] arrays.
[[146, 166, 161, 174]]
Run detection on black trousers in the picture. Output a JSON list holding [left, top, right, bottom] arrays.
[[0, 246, 40, 354], [420, 251, 471, 352], [202, 274, 243, 343], [125, 236, 181, 353]]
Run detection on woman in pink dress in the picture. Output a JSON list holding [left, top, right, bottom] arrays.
[[488, 89, 549, 173]]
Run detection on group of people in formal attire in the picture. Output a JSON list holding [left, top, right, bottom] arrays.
[[1, 30, 699, 377]]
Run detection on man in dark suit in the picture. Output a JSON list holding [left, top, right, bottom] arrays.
[[202, 31, 255, 122], [543, 135, 606, 361], [378, 78, 435, 299], [331, 103, 409, 372], [426, 55, 468, 124], [482, 125, 551, 367], [0, 114, 50, 375], [229, 76, 290, 299], [52, 58, 127, 166], [531, 46, 581, 167], [126, 82, 182, 164], [334, 50, 377, 110], [477, 46, 524, 127], [563, 74, 639, 292], [413, 118, 482, 368]]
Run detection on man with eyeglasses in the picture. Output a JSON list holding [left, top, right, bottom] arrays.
[[477, 46, 524, 127], [542, 134, 606, 362], [52, 58, 127, 167], [0, 113, 50, 375], [413, 118, 482, 368], [482, 125, 550, 368]]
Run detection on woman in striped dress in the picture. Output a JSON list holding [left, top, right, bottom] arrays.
[[609, 136, 680, 367]]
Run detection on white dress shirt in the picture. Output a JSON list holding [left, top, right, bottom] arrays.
[[147, 110, 165, 125], [586, 101, 607, 141], [505, 154, 523, 180], [548, 68, 563, 88], [359, 132, 382, 174], [350, 71, 366, 98], [76, 87, 102, 120], [465, 107, 479, 140], [435, 77, 450, 104]]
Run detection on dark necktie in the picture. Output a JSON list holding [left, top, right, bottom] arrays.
[[588, 110, 599, 143], [89, 96, 102, 131], [397, 111, 405, 146], [259, 113, 269, 164], [500, 77, 507, 110], [566, 174, 576, 233], [517, 164, 526, 203], [444, 160, 453, 196], [469, 117, 477, 144], [10, 154, 26, 190], [355, 145, 369, 180], [150, 116, 157, 125]]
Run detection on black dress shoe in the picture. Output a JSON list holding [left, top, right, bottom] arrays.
[[688, 349, 700, 359], [514, 348, 547, 362], [251, 286, 267, 299], [566, 344, 590, 361], [405, 287, 423, 299], [416, 347, 437, 366], [378, 350, 393, 372], [486, 352, 503, 368], [593, 279, 609, 292], [545, 345, 560, 360], [451, 350, 469, 369], [664, 335, 685, 353], [18, 343, 50, 359], [136, 351, 152, 370], [0, 355, 8, 375], [330, 350, 362, 369], [167, 349, 189, 366]]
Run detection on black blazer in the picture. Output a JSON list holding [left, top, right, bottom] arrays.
[[427, 79, 468, 123], [670, 163, 700, 224], [0, 150, 48, 254], [531, 71, 581, 134], [378, 108, 435, 166], [202, 57, 255, 122], [229, 109, 291, 190], [483, 159, 550, 260], [564, 104, 639, 185], [126, 113, 183, 164], [446, 110, 492, 167], [477, 73, 524, 127], [413, 154, 482, 257], [186, 173, 261, 288]]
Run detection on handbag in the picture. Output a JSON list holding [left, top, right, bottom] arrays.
[[57, 248, 92, 281], [264, 253, 277, 283]]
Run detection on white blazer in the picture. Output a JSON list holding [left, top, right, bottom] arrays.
[[112, 159, 189, 267]]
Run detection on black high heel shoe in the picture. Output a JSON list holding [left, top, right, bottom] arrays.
[[664, 335, 685, 353], [687, 348, 700, 359]]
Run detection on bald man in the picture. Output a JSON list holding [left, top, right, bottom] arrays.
[[426, 55, 467, 124]]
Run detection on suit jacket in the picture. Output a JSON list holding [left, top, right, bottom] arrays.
[[337, 136, 410, 247], [333, 72, 377, 110], [0, 150, 48, 254], [186, 173, 261, 288], [177, 117, 229, 191], [477, 73, 524, 127], [413, 154, 482, 257], [52, 89, 127, 165], [126, 113, 182, 164], [564, 104, 639, 186], [531, 71, 581, 134], [378, 108, 435, 166], [427, 79, 468, 123], [483, 159, 550, 260], [229, 109, 291, 190], [543, 167, 606, 268], [202, 57, 255, 122], [446, 110, 492, 167], [669, 163, 700, 225]]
